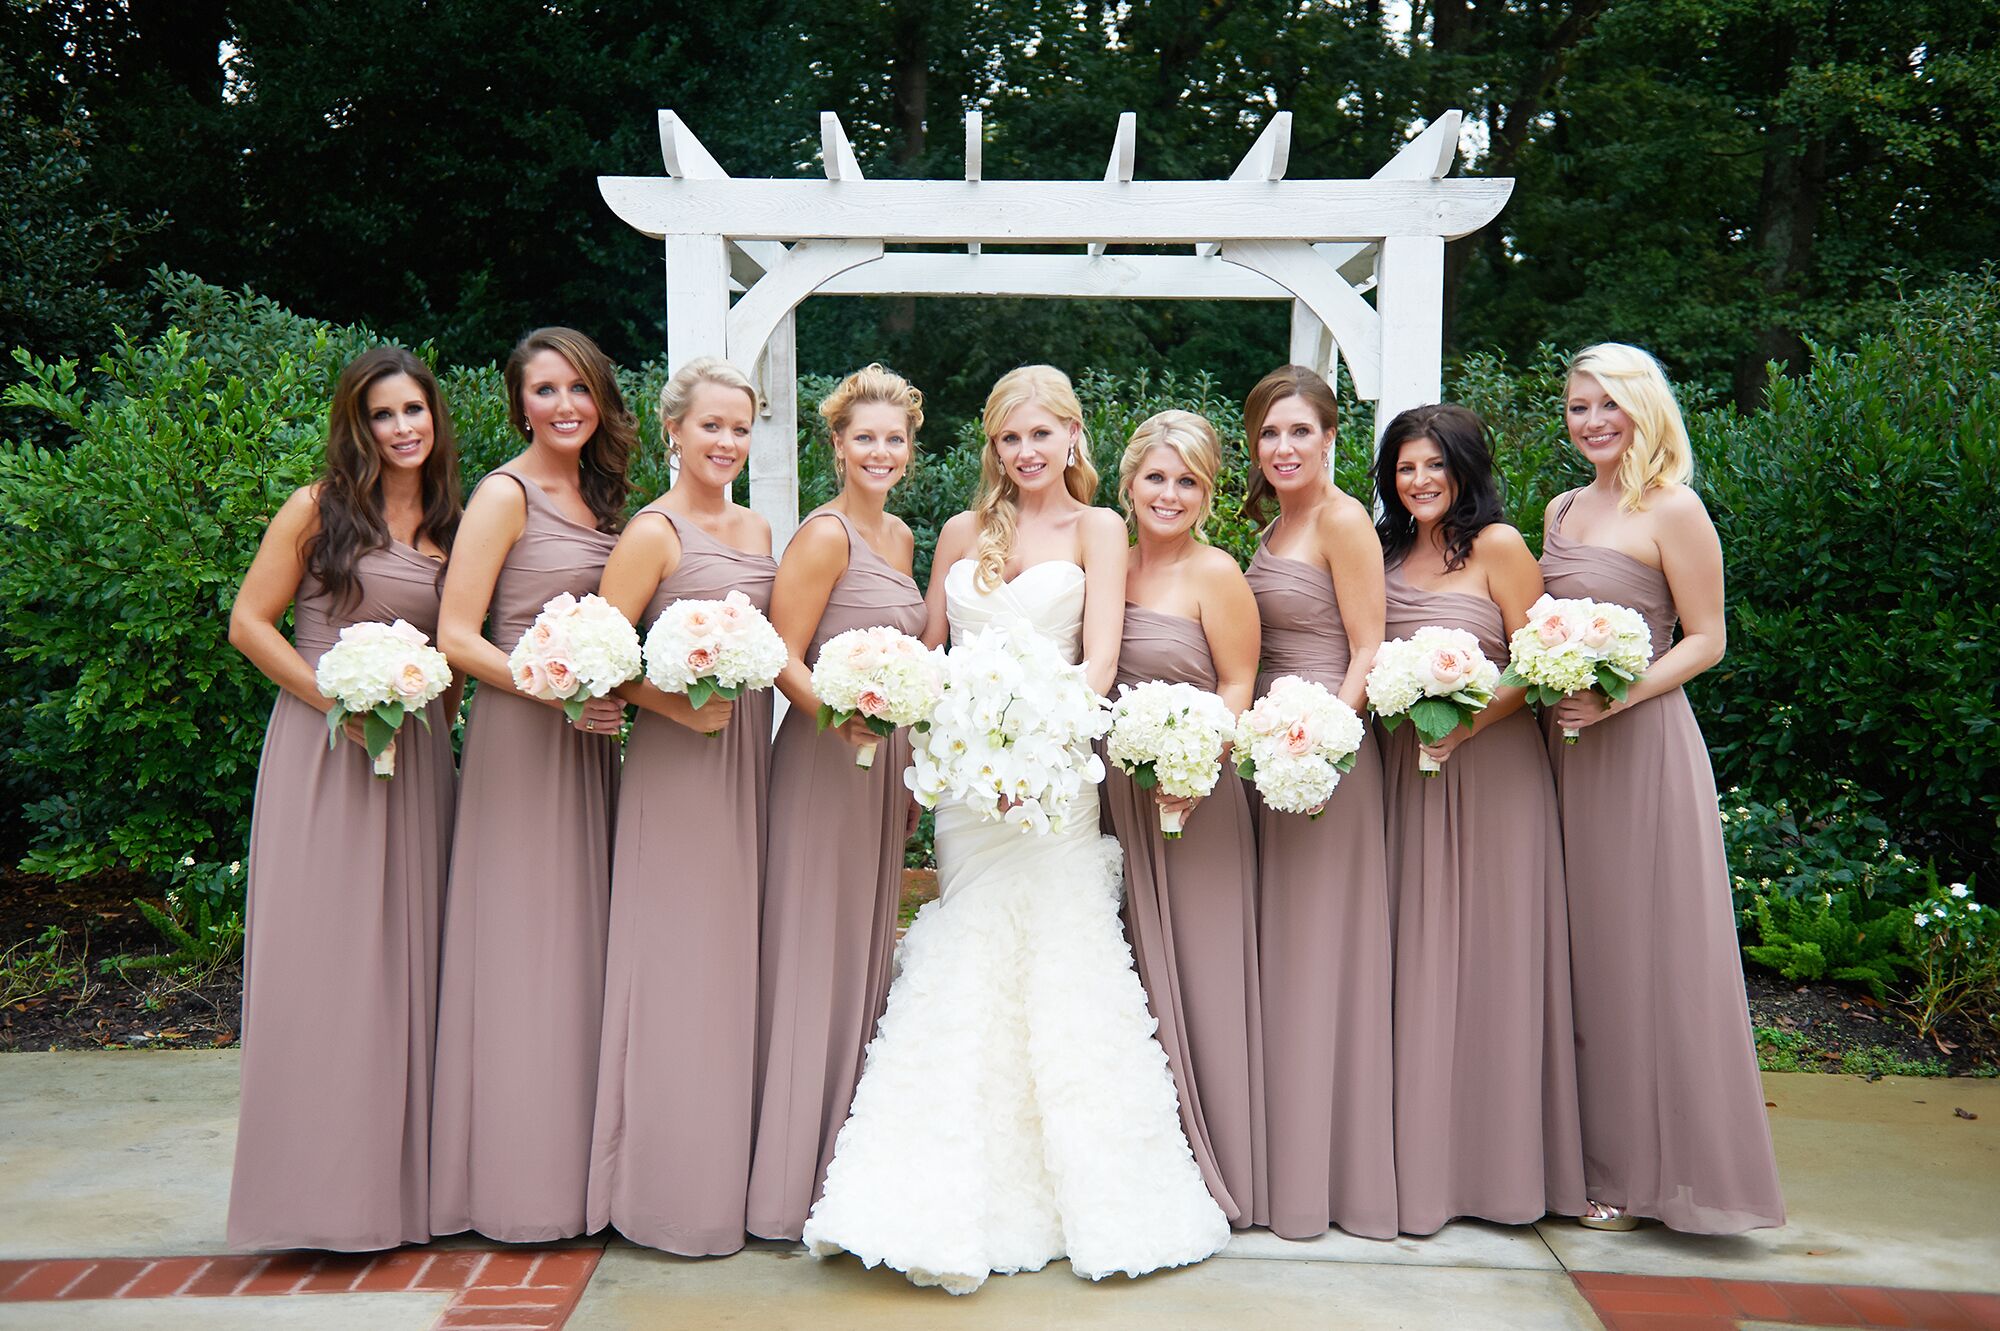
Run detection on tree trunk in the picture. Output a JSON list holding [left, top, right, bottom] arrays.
[[1734, 39, 1828, 409]]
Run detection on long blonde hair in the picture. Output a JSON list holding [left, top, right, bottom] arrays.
[[971, 365, 1098, 591], [1567, 343, 1693, 512], [820, 363, 924, 485], [1118, 409, 1221, 539]]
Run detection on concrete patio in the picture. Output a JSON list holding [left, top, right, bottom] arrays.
[[2, 1051, 1996, 1328]]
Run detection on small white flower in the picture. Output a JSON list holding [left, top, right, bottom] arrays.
[[1913, 914, 1930, 928], [228, 861, 241, 876], [1950, 883, 1970, 898], [181, 854, 195, 868], [1971, 903, 1984, 913]]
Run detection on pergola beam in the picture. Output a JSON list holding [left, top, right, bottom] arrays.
[[1088, 112, 1137, 258], [600, 177, 1514, 244], [813, 252, 1292, 300], [657, 110, 787, 288], [1198, 113, 1292, 258]]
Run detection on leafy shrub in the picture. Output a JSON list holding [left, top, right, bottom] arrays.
[[104, 856, 247, 977], [1720, 783, 1931, 910], [1898, 876, 1999, 1043], [1738, 887, 1911, 998]]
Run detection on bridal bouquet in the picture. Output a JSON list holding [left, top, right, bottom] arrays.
[[1105, 680, 1237, 837], [1366, 626, 1500, 774], [1499, 594, 1652, 742], [1232, 675, 1364, 816], [315, 619, 453, 778], [509, 592, 642, 724], [811, 625, 946, 768], [644, 590, 788, 732], [905, 620, 1112, 836]]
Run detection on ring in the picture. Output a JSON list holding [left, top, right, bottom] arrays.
[[586, 720, 594, 730]]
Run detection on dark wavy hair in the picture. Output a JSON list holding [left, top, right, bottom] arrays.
[[1241, 365, 1339, 526], [304, 347, 462, 610], [503, 327, 635, 532], [1374, 403, 1505, 574]]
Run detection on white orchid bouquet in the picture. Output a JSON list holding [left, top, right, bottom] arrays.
[[810, 625, 946, 768], [905, 620, 1112, 836], [315, 619, 453, 778], [1233, 675, 1364, 817], [1105, 680, 1238, 837], [644, 590, 788, 733], [1366, 626, 1500, 774], [1499, 594, 1653, 742], [509, 592, 643, 724]]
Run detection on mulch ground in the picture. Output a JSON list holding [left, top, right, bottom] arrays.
[[3, 864, 1995, 1074]]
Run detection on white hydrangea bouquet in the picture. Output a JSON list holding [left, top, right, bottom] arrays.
[[1233, 674, 1364, 817], [1499, 594, 1653, 742], [1366, 626, 1500, 774], [644, 589, 788, 732], [905, 619, 1112, 837], [1106, 680, 1238, 837], [810, 625, 946, 769], [315, 619, 453, 778], [509, 591, 642, 723]]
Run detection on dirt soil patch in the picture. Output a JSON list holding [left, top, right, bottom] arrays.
[[1745, 969, 1998, 1077]]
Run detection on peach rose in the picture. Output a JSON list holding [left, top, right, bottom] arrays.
[[393, 662, 430, 701], [530, 622, 556, 650], [855, 688, 890, 718], [686, 645, 719, 674], [1423, 647, 1471, 692], [544, 657, 578, 696], [1282, 721, 1315, 756], [513, 658, 548, 695], [682, 607, 714, 635], [1581, 614, 1616, 651], [1533, 612, 1572, 649]]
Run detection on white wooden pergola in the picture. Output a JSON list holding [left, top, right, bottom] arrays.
[[598, 109, 1511, 547]]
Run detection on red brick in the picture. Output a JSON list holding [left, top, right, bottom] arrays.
[[1, 1263, 79, 1302], [1715, 1281, 1796, 1320], [0, 1263, 35, 1299], [1834, 1285, 1926, 1327], [450, 1287, 569, 1310], [1948, 1292, 2000, 1330], [417, 1251, 494, 1289], [519, 1249, 599, 1288], [1885, 1289, 1980, 1331], [234, 1255, 321, 1295], [470, 1251, 543, 1288], [352, 1250, 435, 1292], [185, 1258, 266, 1297], [303, 1254, 378, 1293], [1775, 1283, 1866, 1325], [1591, 1289, 1734, 1317], [121, 1259, 211, 1299], [57, 1261, 152, 1300], [1605, 1315, 1733, 1331], [1574, 1272, 1697, 1294]]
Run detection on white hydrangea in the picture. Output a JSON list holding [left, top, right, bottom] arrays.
[[510, 591, 643, 721], [1105, 680, 1237, 836], [642, 590, 786, 704], [314, 618, 453, 777], [905, 620, 1111, 836], [811, 625, 946, 767], [1233, 675, 1364, 816]]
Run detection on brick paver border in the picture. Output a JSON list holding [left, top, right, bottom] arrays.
[[0, 1245, 604, 1330], [1573, 1271, 2000, 1331]]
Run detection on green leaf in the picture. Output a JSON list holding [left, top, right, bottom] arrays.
[[362, 710, 398, 759], [687, 678, 714, 710], [325, 704, 348, 750], [1407, 697, 1464, 743]]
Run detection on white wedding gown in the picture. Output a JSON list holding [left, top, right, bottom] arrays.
[[802, 559, 1230, 1294]]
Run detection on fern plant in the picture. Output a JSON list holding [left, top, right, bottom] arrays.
[[1741, 888, 1913, 998]]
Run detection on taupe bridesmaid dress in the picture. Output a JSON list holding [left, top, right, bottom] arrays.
[[229, 542, 455, 1252], [586, 506, 777, 1255], [1101, 604, 1265, 1228], [1378, 563, 1586, 1235], [1541, 491, 1784, 1233], [745, 510, 926, 1241], [1243, 543, 1397, 1241], [430, 472, 620, 1243]]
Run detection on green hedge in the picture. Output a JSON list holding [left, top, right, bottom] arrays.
[[2, 269, 1994, 892]]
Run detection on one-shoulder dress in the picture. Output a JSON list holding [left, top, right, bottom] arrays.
[[586, 506, 777, 1255], [430, 471, 621, 1243], [1101, 603, 1265, 1227], [1243, 542, 1397, 1240], [1540, 493, 1784, 1233], [1378, 563, 1586, 1234], [746, 510, 927, 1241], [229, 542, 455, 1252]]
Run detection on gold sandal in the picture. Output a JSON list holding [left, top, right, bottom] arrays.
[[1580, 1201, 1639, 1232]]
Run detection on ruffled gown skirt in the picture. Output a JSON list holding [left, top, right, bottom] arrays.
[[802, 790, 1230, 1293]]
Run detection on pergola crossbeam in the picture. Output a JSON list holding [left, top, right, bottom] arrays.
[[813, 253, 1289, 300], [1198, 113, 1292, 258]]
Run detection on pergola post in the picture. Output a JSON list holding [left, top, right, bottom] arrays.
[[750, 313, 800, 545], [1373, 234, 1446, 448]]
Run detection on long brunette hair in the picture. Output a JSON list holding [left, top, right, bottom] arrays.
[[1374, 403, 1505, 573], [503, 327, 635, 531], [304, 347, 462, 609]]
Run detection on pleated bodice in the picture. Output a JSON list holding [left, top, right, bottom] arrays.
[[1115, 604, 1219, 692], [291, 543, 444, 659], [1245, 546, 1349, 688], [482, 472, 619, 647]]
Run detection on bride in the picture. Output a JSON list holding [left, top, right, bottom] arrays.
[[802, 366, 1231, 1293]]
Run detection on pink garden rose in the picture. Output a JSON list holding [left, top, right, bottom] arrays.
[[1423, 646, 1472, 692], [1581, 614, 1616, 650], [393, 662, 431, 701], [855, 687, 890, 718], [1533, 611, 1572, 649], [543, 657, 578, 696], [512, 657, 547, 695], [685, 644, 719, 674]]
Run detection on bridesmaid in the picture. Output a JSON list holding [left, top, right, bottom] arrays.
[[587, 356, 776, 1255], [1104, 410, 1265, 1228], [1542, 344, 1784, 1233], [431, 327, 634, 1242], [746, 365, 927, 1241], [227, 348, 460, 1251], [1240, 365, 1397, 1241], [1371, 404, 1586, 1235]]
